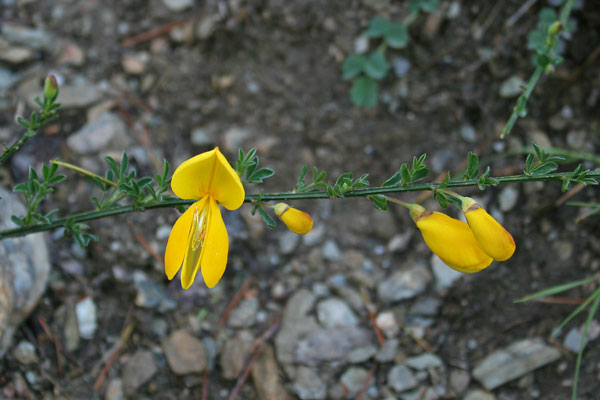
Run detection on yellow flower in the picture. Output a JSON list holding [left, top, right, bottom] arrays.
[[274, 203, 313, 235], [461, 197, 516, 261], [409, 204, 493, 273], [164, 147, 245, 289]]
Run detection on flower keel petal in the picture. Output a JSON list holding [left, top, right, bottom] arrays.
[[200, 198, 229, 288]]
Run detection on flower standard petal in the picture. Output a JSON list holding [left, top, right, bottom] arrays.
[[164, 198, 206, 280], [171, 147, 245, 209], [462, 198, 516, 261], [200, 197, 229, 288]]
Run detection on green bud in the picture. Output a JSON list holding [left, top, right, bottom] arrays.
[[548, 21, 562, 36], [44, 75, 59, 102]]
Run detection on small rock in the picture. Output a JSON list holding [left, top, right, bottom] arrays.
[[460, 123, 477, 143], [499, 75, 526, 98], [64, 301, 80, 352], [162, 330, 207, 375], [67, 112, 129, 154], [388, 364, 418, 393], [295, 327, 372, 365], [341, 367, 370, 397], [375, 311, 400, 338], [472, 338, 561, 390], [122, 350, 157, 395], [447, 2, 461, 19], [303, 224, 325, 246], [431, 255, 464, 292], [223, 126, 251, 153], [293, 366, 327, 399], [388, 231, 413, 253], [75, 297, 97, 339], [392, 56, 411, 78], [449, 369, 470, 394], [528, 130, 552, 148], [1, 24, 53, 50], [13, 341, 37, 365], [0, 67, 18, 89], [563, 321, 600, 352], [347, 344, 378, 363], [0, 45, 32, 64], [463, 389, 495, 400], [377, 264, 431, 302], [227, 297, 259, 328], [52, 79, 103, 109], [135, 280, 177, 312], [56, 41, 85, 66], [190, 127, 215, 146], [354, 36, 369, 54], [196, 16, 217, 40], [316, 297, 359, 328], [431, 148, 455, 172], [279, 230, 300, 255], [371, 210, 397, 239], [105, 379, 125, 400], [376, 338, 399, 362], [323, 239, 341, 261], [498, 186, 519, 212], [122, 52, 149, 75], [401, 387, 439, 400], [162, 0, 194, 12], [251, 345, 293, 400], [566, 130, 588, 151], [220, 331, 253, 379], [410, 297, 440, 316], [212, 74, 236, 91], [404, 353, 443, 370]]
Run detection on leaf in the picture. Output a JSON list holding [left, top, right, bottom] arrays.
[[342, 54, 368, 80], [350, 76, 378, 108], [465, 152, 479, 180], [248, 168, 275, 183], [525, 153, 534, 173], [383, 172, 402, 187], [410, 0, 438, 13], [385, 23, 408, 49], [297, 166, 307, 186], [13, 183, 29, 194], [369, 195, 388, 211], [532, 162, 558, 175], [48, 174, 66, 184], [364, 51, 390, 80], [362, 16, 391, 38], [11, 216, 25, 227], [120, 152, 129, 177], [257, 207, 276, 229], [411, 167, 429, 182]]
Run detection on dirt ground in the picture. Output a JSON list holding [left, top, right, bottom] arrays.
[[1, 0, 600, 399]]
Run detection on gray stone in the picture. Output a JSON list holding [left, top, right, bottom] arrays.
[[340, 367, 370, 397], [53, 80, 103, 109], [190, 127, 215, 146], [449, 369, 470, 394], [323, 239, 341, 261], [75, 297, 97, 339], [498, 186, 519, 212], [375, 311, 400, 337], [405, 353, 443, 370], [499, 75, 526, 98], [223, 126, 251, 153], [251, 345, 293, 400], [354, 36, 369, 54], [295, 327, 372, 365], [220, 330, 253, 380], [563, 321, 600, 352], [388, 231, 413, 253], [431, 148, 455, 172], [1, 24, 53, 50], [122, 351, 157, 395], [393, 56, 411, 78], [227, 297, 259, 328], [279, 230, 300, 255], [388, 364, 418, 393], [0, 43, 32, 64], [431, 255, 463, 292], [67, 112, 129, 154], [463, 389, 495, 400], [162, 330, 207, 375], [135, 280, 176, 312], [293, 366, 327, 399], [0, 187, 51, 359], [275, 289, 319, 364], [162, 0, 194, 12], [316, 297, 358, 328], [376, 338, 399, 362], [472, 338, 561, 390], [410, 297, 440, 316], [303, 224, 325, 246], [347, 344, 377, 363], [64, 301, 80, 352], [105, 379, 125, 400], [377, 265, 431, 302], [401, 387, 440, 400], [13, 341, 37, 364], [460, 123, 477, 143]]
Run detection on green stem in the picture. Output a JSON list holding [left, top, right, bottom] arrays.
[[2, 170, 599, 240]]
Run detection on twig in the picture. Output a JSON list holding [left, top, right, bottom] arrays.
[[37, 316, 63, 374], [555, 183, 585, 207], [406, 329, 433, 353], [121, 19, 191, 47], [360, 288, 385, 346], [93, 322, 135, 391], [202, 370, 209, 400], [354, 364, 376, 400], [218, 277, 253, 327]]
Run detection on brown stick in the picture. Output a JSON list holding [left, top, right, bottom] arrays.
[[354, 364, 377, 400], [93, 323, 135, 391], [37, 316, 63, 374], [218, 277, 253, 327], [122, 19, 191, 47]]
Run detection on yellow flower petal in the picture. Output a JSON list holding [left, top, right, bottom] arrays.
[[462, 198, 516, 261], [171, 147, 245, 210], [415, 211, 493, 273], [274, 203, 313, 235], [164, 198, 206, 280], [200, 197, 229, 288]]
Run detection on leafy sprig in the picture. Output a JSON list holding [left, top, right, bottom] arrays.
[[524, 142, 566, 176], [327, 172, 369, 197], [382, 154, 429, 187], [295, 166, 327, 193], [236, 148, 275, 184]]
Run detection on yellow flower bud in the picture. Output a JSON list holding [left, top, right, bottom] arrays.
[[409, 204, 493, 273], [462, 197, 516, 261], [274, 203, 313, 235]]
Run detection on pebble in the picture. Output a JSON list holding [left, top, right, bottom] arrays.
[[303, 224, 325, 246], [1, 23, 53, 50], [53, 79, 103, 109], [388, 231, 413, 253], [499, 75, 526, 98], [472, 338, 561, 390], [404, 353, 443, 370], [294, 326, 372, 365], [392, 56, 411, 78], [377, 264, 431, 302], [196, 15, 217, 40], [220, 330, 253, 379], [162, 0, 194, 12], [67, 112, 129, 154], [105, 379, 125, 400], [498, 186, 519, 212], [347, 344, 377, 363], [122, 350, 158, 395], [75, 297, 97, 339], [162, 330, 207, 375], [293, 366, 327, 400], [566, 130, 587, 150], [401, 387, 439, 400], [449, 369, 470, 394], [340, 367, 370, 397], [460, 123, 477, 143], [13, 341, 37, 365], [275, 290, 319, 364], [122, 52, 149, 75], [322, 239, 342, 261], [375, 311, 400, 337], [563, 321, 600, 352], [134, 280, 177, 312], [354, 36, 369, 54], [223, 126, 251, 153], [447, 2, 461, 19], [431, 255, 464, 292], [279, 230, 300, 255], [0, 45, 32, 64], [56, 41, 85, 66], [0, 67, 18, 89], [463, 389, 495, 400], [64, 301, 80, 351], [251, 345, 293, 400], [316, 297, 359, 328], [371, 210, 398, 239], [431, 148, 455, 172], [410, 297, 440, 316], [376, 338, 399, 362], [190, 127, 215, 146], [388, 364, 418, 393], [227, 297, 259, 328]]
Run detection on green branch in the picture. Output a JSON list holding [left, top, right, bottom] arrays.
[[2, 170, 599, 241]]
